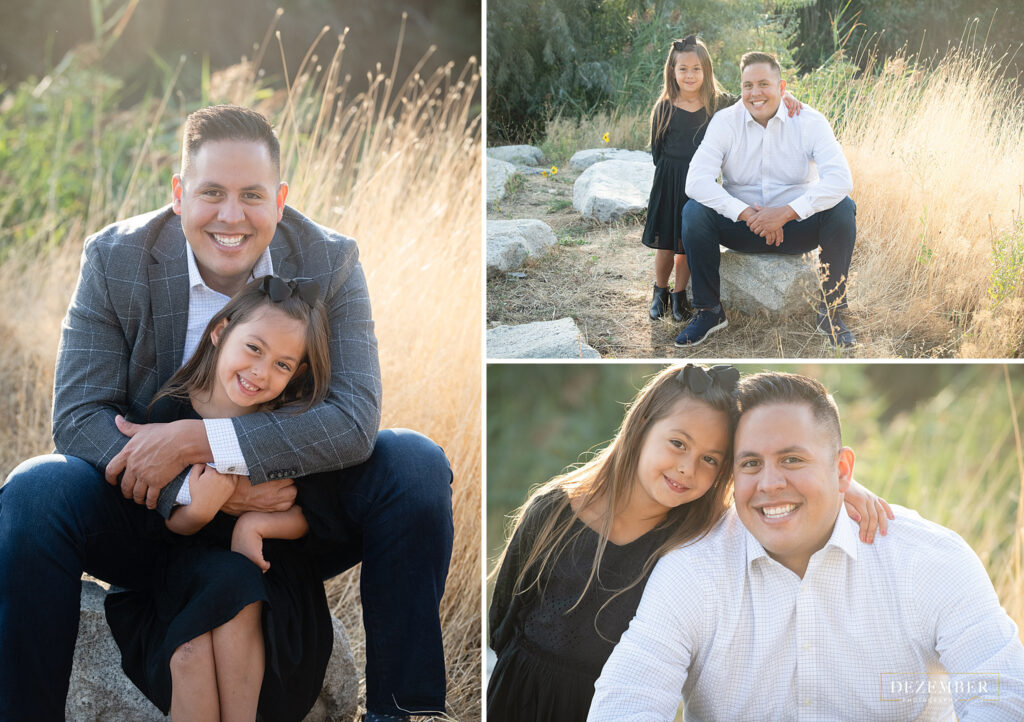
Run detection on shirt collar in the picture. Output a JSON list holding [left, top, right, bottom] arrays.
[[743, 98, 789, 127], [185, 244, 274, 295], [743, 506, 860, 572]]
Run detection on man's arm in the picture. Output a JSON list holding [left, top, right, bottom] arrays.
[[785, 112, 852, 220], [52, 235, 149, 475], [915, 530, 1024, 719], [685, 111, 750, 221], [588, 553, 702, 721]]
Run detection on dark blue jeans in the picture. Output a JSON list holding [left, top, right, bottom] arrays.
[[0, 429, 453, 721], [681, 196, 857, 309]]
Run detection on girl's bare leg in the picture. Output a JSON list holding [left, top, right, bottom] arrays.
[[673, 252, 691, 293], [654, 248, 674, 288], [212, 601, 265, 722], [170, 632, 219, 721]]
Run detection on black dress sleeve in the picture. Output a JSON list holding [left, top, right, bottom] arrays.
[[650, 101, 671, 166], [488, 491, 563, 655]]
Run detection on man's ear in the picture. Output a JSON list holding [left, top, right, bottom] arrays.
[[779, 78, 787, 95], [172, 174, 184, 215], [275, 181, 289, 222], [210, 318, 229, 347], [836, 446, 855, 493]]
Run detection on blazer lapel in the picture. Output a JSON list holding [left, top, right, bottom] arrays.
[[148, 215, 190, 386]]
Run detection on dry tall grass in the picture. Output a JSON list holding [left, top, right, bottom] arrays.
[[0, 23, 481, 722]]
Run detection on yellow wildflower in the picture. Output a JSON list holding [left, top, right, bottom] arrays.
[[550, 166, 558, 175], [602, 132, 610, 143], [541, 170, 549, 176]]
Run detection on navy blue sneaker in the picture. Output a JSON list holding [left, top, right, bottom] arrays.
[[674, 305, 727, 347], [816, 303, 857, 349]]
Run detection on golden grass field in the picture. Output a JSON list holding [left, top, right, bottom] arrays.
[[0, 24, 482, 722], [488, 47, 1024, 358]]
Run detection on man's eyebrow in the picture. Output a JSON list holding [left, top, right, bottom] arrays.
[[734, 444, 811, 458]]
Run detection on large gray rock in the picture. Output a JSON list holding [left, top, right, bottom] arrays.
[[487, 144, 545, 166], [487, 318, 601, 359], [569, 147, 652, 171], [487, 158, 517, 207], [68, 579, 358, 722], [714, 247, 822, 316], [487, 219, 557, 275], [573, 160, 654, 222]]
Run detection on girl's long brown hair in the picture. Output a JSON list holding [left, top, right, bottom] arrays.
[[493, 364, 738, 637], [650, 36, 730, 151], [151, 275, 331, 415]]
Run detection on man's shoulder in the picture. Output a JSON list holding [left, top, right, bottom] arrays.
[[278, 206, 358, 254], [855, 504, 976, 566], [657, 507, 746, 576], [787, 104, 834, 132], [84, 206, 178, 254]]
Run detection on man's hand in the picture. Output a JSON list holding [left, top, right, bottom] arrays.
[[746, 205, 798, 236], [220, 476, 297, 516], [105, 416, 208, 509]]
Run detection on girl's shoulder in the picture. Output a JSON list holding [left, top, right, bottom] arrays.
[[519, 487, 572, 530]]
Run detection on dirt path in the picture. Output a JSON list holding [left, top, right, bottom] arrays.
[[486, 166, 952, 359]]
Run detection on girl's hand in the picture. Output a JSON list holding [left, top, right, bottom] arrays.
[[844, 479, 894, 543], [190, 464, 238, 515], [782, 91, 802, 117], [231, 513, 271, 573]]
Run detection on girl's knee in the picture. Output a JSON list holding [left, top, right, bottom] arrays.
[[171, 632, 214, 671]]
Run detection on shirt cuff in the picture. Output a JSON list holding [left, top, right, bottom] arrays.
[[174, 468, 192, 505], [725, 197, 750, 222], [788, 196, 814, 221], [204, 418, 249, 476]]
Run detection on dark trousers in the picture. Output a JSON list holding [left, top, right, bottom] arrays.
[[0, 429, 454, 720], [681, 196, 857, 309]]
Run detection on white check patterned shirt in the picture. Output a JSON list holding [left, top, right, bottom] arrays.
[[589, 506, 1024, 721], [173, 244, 273, 504], [685, 100, 853, 222]]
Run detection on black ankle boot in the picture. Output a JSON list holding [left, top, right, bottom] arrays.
[[670, 290, 692, 322], [649, 283, 669, 320]]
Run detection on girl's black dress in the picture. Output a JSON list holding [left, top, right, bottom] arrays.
[[103, 397, 333, 722], [641, 95, 738, 253], [487, 491, 672, 722]]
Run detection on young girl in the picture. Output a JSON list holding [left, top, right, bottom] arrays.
[[105, 274, 334, 722], [643, 36, 801, 322], [487, 364, 890, 722]]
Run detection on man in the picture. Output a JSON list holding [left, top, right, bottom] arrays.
[[0, 105, 454, 722], [676, 52, 858, 349], [590, 372, 1024, 720]]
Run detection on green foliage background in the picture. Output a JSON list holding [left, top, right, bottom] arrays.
[[487, 0, 1023, 143]]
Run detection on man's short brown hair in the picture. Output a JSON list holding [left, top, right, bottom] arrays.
[[180, 104, 280, 179], [736, 371, 842, 449], [740, 51, 781, 77]]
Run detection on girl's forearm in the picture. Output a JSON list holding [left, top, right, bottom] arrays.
[[166, 502, 216, 535], [239, 506, 309, 541]]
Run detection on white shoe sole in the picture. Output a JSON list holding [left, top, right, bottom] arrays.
[[674, 319, 728, 347]]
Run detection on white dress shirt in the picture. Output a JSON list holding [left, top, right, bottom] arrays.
[[685, 100, 853, 222], [173, 244, 273, 504], [589, 506, 1024, 721]]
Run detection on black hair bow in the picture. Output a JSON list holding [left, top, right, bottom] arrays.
[[673, 35, 698, 50], [677, 363, 739, 394], [259, 275, 320, 307]]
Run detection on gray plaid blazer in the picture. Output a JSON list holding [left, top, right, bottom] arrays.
[[52, 205, 382, 517]]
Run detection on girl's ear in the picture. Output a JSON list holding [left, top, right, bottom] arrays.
[[293, 361, 308, 379], [210, 318, 229, 347]]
